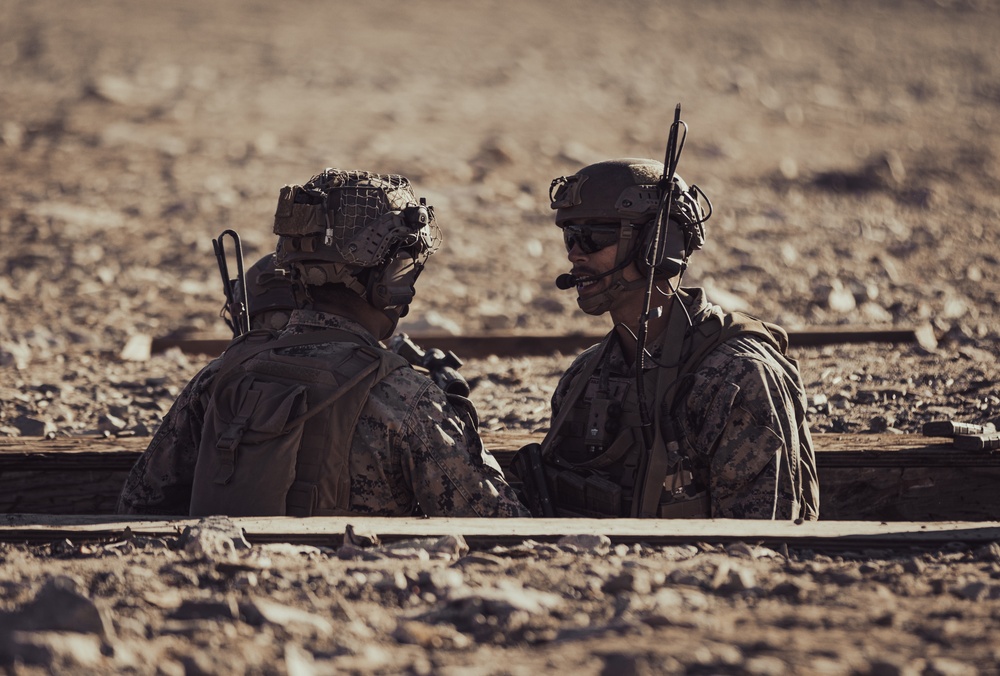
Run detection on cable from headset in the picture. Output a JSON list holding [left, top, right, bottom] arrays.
[[656, 275, 694, 325], [644, 274, 698, 370]]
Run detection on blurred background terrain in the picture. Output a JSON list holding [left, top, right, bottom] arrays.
[[2, 3, 1000, 673], [1, 0, 997, 435]]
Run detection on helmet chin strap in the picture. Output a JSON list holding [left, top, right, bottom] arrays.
[[577, 222, 643, 316], [377, 306, 403, 341], [578, 277, 645, 315]]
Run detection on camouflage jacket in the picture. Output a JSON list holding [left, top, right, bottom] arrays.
[[551, 288, 820, 520], [118, 310, 529, 517]]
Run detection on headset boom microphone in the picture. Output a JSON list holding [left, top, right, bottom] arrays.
[[555, 255, 637, 290]]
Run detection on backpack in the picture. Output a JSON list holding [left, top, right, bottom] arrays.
[[189, 329, 407, 517]]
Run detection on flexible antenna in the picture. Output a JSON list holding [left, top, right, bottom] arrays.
[[635, 104, 686, 439], [212, 230, 250, 337]]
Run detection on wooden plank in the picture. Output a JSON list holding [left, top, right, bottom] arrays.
[[150, 326, 919, 359], [3, 433, 997, 520], [784, 326, 918, 347], [0, 431, 967, 455], [822, 465, 1000, 521], [0, 471, 124, 514], [0, 436, 143, 471], [5, 432, 994, 470], [1, 514, 998, 551]]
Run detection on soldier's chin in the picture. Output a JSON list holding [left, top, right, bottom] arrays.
[[577, 292, 612, 316]]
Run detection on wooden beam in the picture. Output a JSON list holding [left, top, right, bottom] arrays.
[[2, 514, 998, 551], [2, 433, 997, 521], [150, 326, 919, 359], [5, 432, 991, 471]]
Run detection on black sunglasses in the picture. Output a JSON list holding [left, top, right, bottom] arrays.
[[562, 224, 621, 254]]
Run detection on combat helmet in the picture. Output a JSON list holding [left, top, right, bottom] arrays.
[[273, 168, 442, 314], [549, 158, 709, 314]]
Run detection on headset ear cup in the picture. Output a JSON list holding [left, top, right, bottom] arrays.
[[635, 226, 651, 277], [638, 218, 687, 278], [364, 266, 384, 309], [366, 251, 420, 310]]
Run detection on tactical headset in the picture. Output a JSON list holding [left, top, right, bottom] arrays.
[[550, 158, 710, 278], [550, 159, 710, 314]]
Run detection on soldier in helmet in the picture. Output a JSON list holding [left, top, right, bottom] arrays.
[[119, 168, 528, 518], [515, 158, 819, 520]]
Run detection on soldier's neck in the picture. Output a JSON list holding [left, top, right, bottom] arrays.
[[310, 290, 398, 342], [611, 289, 676, 360]]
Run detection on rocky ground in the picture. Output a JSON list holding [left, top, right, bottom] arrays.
[[3, 518, 1000, 674], [2, 0, 1000, 673]]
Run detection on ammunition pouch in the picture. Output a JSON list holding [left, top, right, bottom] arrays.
[[273, 185, 325, 237], [547, 465, 623, 518], [536, 454, 710, 519]]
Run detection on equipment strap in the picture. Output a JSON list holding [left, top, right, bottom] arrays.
[[635, 299, 689, 517], [283, 350, 386, 515]]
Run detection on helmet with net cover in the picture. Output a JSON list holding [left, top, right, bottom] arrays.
[[549, 158, 710, 314], [273, 168, 442, 311]]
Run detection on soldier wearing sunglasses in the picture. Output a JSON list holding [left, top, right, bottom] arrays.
[[514, 158, 819, 521]]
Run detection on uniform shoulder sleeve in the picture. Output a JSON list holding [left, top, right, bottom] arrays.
[[674, 335, 814, 519], [116, 359, 222, 515], [378, 368, 530, 518]]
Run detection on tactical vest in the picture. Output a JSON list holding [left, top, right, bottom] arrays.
[[538, 310, 788, 519], [189, 328, 407, 517]]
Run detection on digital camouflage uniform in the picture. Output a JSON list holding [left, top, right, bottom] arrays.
[[118, 309, 528, 517], [118, 357, 222, 515], [549, 287, 820, 520]]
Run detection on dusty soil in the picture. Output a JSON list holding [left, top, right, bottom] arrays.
[[1, 0, 999, 672], [4, 521, 1000, 675]]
